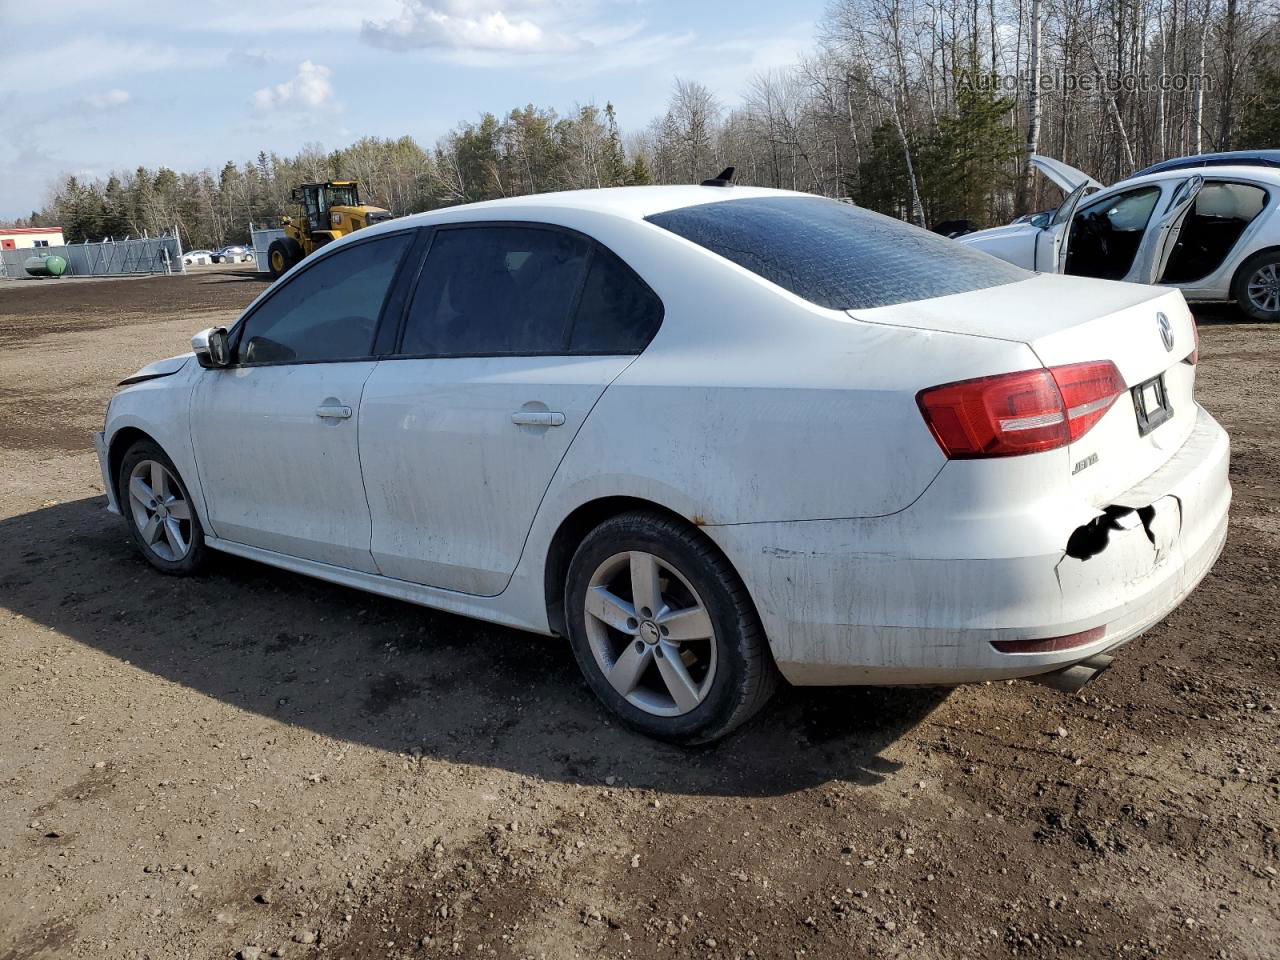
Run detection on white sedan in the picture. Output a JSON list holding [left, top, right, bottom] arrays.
[[95, 185, 1231, 743], [958, 155, 1280, 320]]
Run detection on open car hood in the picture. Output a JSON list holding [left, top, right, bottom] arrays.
[[1031, 154, 1103, 192]]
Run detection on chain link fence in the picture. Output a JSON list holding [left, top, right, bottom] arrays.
[[0, 233, 185, 279]]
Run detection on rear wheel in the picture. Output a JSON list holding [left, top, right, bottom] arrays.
[[118, 439, 208, 575], [564, 511, 777, 744], [1233, 250, 1280, 321]]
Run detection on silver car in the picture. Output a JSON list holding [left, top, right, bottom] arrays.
[[959, 155, 1280, 321]]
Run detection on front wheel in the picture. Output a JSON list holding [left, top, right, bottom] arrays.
[[118, 439, 209, 575], [267, 238, 303, 280], [564, 512, 778, 744], [1233, 250, 1280, 321]]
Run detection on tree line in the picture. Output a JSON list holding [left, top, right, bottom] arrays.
[[7, 0, 1278, 249]]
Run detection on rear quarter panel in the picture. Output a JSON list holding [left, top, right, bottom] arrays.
[[526, 218, 1044, 528]]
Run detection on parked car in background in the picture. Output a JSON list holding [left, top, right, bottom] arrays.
[[95, 185, 1230, 743], [212, 245, 252, 264], [959, 154, 1280, 320], [182, 249, 215, 265]]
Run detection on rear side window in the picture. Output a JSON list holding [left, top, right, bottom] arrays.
[[646, 196, 1029, 310], [568, 246, 663, 353], [401, 226, 590, 356], [236, 232, 412, 364]]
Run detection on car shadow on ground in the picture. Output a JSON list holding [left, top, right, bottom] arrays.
[[1190, 302, 1249, 325], [0, 497, 948, 798]]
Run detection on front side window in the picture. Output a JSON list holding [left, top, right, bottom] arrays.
[[328, 185, 359, 207], [1065, 185, 1161, 280], [645, 196, 1029, 310], [236, 232, 412, 364], [400, 226, 591, 356]]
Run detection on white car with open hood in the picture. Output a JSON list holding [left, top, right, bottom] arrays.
[[94, 184, 1231, 743], [959, 154, 1280, 320]]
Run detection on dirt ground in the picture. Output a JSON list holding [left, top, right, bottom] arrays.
[[0, 269, 1276, 960]]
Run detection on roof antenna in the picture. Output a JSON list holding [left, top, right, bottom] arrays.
[[700, 166, 735, 187]]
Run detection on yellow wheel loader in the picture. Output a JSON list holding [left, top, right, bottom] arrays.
[[266, 181, 393, 279]]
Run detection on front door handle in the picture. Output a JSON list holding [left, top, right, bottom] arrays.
[[316, 403, 353, 420], [511, 410, 565, 427]]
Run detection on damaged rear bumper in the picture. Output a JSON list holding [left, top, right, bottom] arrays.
[[705, 405, 1230, 686]]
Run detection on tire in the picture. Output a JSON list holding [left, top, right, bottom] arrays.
[[564, 511, 778, 744], [117, 439, 209, 576], [267, 238, 303, 279], [1232, 250, 1280, 321]]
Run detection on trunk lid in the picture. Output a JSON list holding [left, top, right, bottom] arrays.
[[852, 273, 1199, 506]]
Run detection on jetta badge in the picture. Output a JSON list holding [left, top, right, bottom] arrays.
[[1157, 312, 1174, 352]]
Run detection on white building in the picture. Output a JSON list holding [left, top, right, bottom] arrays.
[[0, 227, 66, 251]]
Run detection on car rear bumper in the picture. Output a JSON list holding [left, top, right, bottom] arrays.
[[706, 405, 1231, 686]]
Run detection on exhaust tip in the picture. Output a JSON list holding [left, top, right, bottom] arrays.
[[1027, 653, 1114, 694]]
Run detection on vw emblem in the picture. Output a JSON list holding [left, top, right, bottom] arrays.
[[1157, 312, 1174, 352]]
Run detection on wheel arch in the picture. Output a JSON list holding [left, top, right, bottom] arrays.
[[106, 426, 157, 504], [541, 496, 763, 642], [1230, 244, 1280, 298]]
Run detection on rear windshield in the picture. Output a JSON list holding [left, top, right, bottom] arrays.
[[645, 195, 1029, 310]]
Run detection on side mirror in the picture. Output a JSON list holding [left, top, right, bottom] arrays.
[[1031, 211, 1052, 230], [192, 326, 231, 369]]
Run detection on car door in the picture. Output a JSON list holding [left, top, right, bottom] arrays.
[[1132, 175, 1205, 284], [1159, 179, 1271, 287], [190, 229, 417, 571], [1033, 180, 1091, 272], [358, 223, 663, 596], [1056, 183, 1163, 280]]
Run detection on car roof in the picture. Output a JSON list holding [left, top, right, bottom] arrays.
[[1109, 164, 1280, 189], [387, 184, 812, 228], [1126, 150, 1280, 179]]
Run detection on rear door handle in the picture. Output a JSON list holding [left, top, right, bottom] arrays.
[[316, 403, 353, 420], [511, 411, 565, 427]]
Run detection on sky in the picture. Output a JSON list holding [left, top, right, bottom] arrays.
[[0, 0, 824, 219]]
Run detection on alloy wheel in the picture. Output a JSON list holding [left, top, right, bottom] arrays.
[[583, 550, 717, 717], [1247, 262, 1280, 315], [127, 460, 193, 562]]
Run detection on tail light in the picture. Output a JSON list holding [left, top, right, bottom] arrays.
[[1183, 319, 1199, 365], [917, 360, 1126, 459]]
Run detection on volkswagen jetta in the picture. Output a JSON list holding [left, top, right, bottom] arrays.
[[95, 185, 1231, 743]]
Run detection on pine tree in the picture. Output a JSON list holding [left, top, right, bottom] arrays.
[[1239, 44, 1280, 149], [627, 154, 653, 186], [602, 103, 630, 187], [102, 176, 130, 239]]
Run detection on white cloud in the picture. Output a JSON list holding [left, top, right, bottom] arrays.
[[82, 89, 131, 110], [0, 36, 199, 96], [362, 0, 582, 53], [252, 61, 335, 111]]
